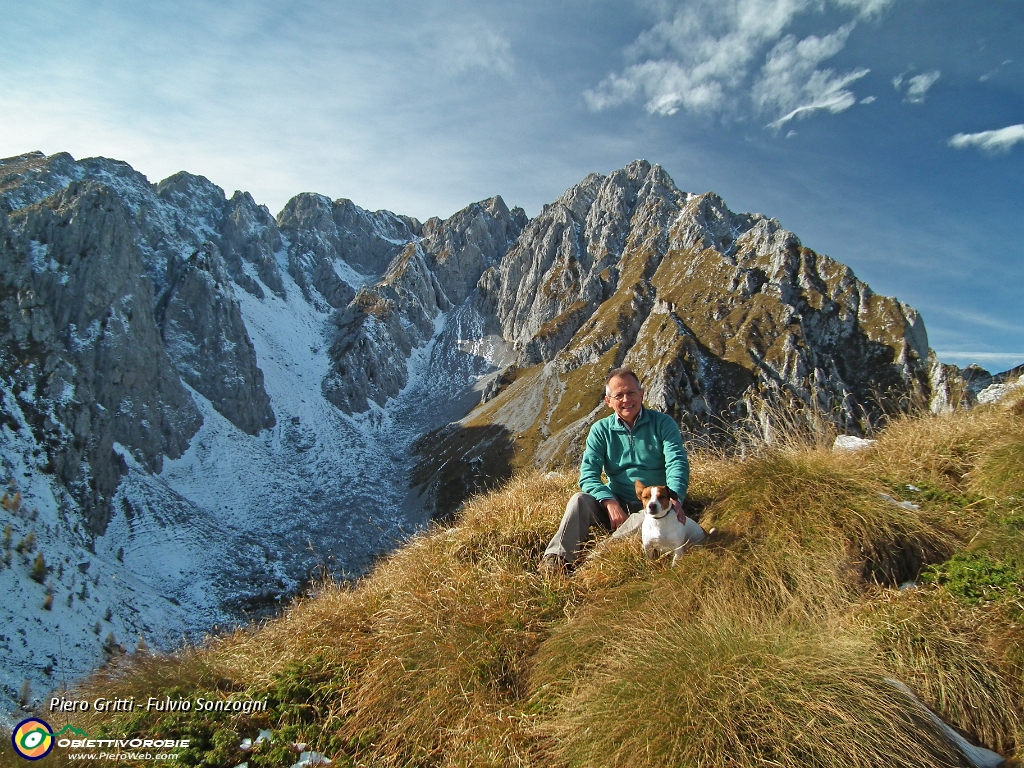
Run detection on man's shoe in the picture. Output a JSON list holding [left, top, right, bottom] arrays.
[[539, 554, 568, 576]]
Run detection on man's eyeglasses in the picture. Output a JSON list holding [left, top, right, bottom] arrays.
[[607, 389, 640, 401]]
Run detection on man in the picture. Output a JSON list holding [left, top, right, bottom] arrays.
[[540, 367, 705, 571]]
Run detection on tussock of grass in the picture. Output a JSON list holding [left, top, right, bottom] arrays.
[[856, 590, 1023, 755], [701, 449, 957, 613], [538, 613, 965, 768], [39, 401, 1024, 768], [870, 399, 1021, 497]]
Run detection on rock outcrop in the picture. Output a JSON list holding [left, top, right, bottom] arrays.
[[321, 195, 526, 414], [276, 193, 421, 309], [421, 195, 528, 305], [0, 155, 284, 533]]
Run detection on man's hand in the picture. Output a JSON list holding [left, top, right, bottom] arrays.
[[602, 498, 628, 531], [672, 497, 685, 524]]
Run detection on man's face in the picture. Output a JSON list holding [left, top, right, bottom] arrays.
[[604, 374, 643, 426]]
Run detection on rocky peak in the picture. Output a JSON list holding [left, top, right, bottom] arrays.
[[156, 171, 227, 219], [421, 195, 527, 305], [220, 191, 286, 299], [0, 151, 86, 212], [276, 193, 421, 310], [491, 160, 685, 360]]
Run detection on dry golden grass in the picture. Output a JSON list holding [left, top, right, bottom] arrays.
[[870, 398, 1022, 496], [34, 398, 1024, 768], [854, 589, 1023, 755], [536, 611, 967, 768]]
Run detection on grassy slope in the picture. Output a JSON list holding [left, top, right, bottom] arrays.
[[12, 395, 1024, 768]]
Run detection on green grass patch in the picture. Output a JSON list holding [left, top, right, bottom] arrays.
[[922, 552, 1024, 606]]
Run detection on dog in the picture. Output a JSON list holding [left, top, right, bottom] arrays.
[[634, 480, 705, 565]]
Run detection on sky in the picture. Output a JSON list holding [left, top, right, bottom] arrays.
[[1, 0, 1021, 372]]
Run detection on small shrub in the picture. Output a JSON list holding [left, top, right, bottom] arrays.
[[1, 490, 21, 512], [15, 529, 35, 554], [30, 551, 48, 583]]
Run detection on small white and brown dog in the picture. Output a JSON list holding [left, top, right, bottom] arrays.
[[634, 480, 707, 565]]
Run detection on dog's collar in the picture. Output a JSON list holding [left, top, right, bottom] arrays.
[[648, 507, 672, 520]]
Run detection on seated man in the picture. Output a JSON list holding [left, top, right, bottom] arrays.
[[541, 367, 706, 571]]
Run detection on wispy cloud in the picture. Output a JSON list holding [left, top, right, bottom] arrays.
[[979, 59, 1012, 82], [949, 124, 1024, 153], [584, 0, 885, 128], [755, 24, 870, 130], [892, 69, 940, 103], [930, 307, 1024, 336]]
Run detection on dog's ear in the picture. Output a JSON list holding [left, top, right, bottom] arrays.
[[668, 488, 678, 500], [634, 479, 646, 500]]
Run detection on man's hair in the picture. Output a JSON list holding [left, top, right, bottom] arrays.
[[605, 367, 642, 395]]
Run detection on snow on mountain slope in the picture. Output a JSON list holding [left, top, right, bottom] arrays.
[[0, 267, 482, 725], [0, 383, 198, 731]]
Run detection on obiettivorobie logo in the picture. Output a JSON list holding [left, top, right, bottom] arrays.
[[12, 720, 188, 762], [11, 718, 54, 761]]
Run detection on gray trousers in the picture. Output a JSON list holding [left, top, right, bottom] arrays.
[[544, 492, 706, 564]]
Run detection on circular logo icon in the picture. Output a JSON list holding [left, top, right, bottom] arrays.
[[12, 718, 54, 761]]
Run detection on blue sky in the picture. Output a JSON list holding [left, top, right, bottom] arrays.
[[1, 0, 1021, 371]]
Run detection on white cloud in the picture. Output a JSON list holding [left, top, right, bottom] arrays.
[[893, 69, 940, 103], [859, 95, 875, 104], [833, 0, 896, 18], [979, 59, 1012, 82], [904, 70, 940, 102], [754, 24, 870, 129], [949, 124, 1024, 153], [585, 0, 881, 127]]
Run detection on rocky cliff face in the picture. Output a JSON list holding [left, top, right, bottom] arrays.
[[158, 242, 275, 435], [1, 180, 203, 533], [0, 150, 979, 718]]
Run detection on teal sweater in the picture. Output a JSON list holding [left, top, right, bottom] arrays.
[[579, 407, 690, 505]]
